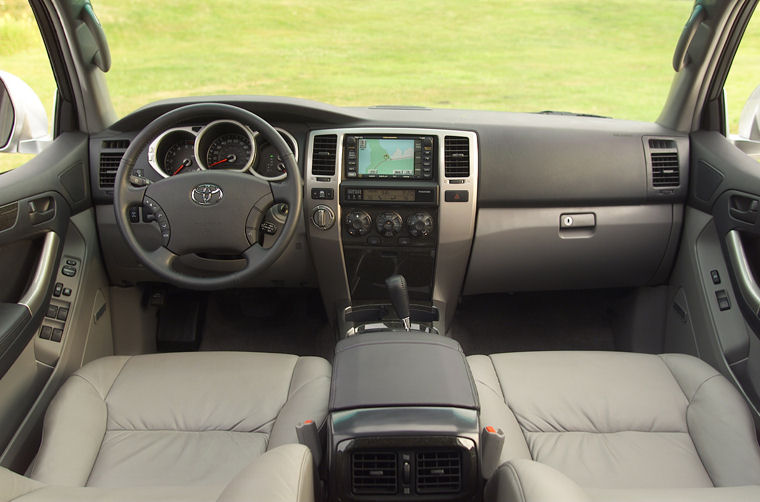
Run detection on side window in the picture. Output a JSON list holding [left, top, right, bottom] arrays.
[[725, 11, 760, 156], [0, 0, 58, 172]]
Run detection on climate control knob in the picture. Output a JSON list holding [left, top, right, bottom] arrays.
[[376, 211, 403, 237], [345, 210, 372, 236], [407, 212, 434, 238]]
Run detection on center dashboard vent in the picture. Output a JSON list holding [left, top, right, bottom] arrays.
[[416, 450, 462, 494], [648, 138, 679, 188], [311, 134, 338, 176], [444, 136, 470, 177], [352, 452, 397, 495], [98, 139, 130, 189]]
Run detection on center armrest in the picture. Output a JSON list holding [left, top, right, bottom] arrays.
[[329, 331, 479, 411]]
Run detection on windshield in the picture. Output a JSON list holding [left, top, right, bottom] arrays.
[[94, 1, 690, 120]]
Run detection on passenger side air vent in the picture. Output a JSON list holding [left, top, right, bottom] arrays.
[[416, 450, 461, 494], [444, 136, 470, 177], [648, 138, 679, 188], [311, 134, 338, 176], [352, 452, 397, 495], [99, 152, 125, 189]]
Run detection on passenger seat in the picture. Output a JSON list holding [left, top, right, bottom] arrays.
[[468, 351, 760, 501]]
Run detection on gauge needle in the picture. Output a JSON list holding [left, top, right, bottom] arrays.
[[208, 154, 236, 168], [173, 159, 192, 176]]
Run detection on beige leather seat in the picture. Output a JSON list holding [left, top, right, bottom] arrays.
[[469, 351, 760, 502], [2, 351, 331, 502]]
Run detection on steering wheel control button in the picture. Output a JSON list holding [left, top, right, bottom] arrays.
[[345, 210, 371, 236], [143, 197, 171, 245], [444, 190, 469, 202], [128, 206, 140, 223], [312, 205, 335, 231], [191, 183, 224, 206]]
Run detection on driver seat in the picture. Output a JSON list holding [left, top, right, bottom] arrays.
[[3, 351, 331, 501]]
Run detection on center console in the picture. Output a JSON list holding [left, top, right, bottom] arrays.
[[304, 128, 478, 335], [326, 332, 481, 502]]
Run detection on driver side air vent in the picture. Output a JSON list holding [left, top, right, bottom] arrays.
[[311, 134, 338, 176], [444, 136, 470, 177], [352, 452, 397, 495], [416, 450, 462, 494], [99, 152, 125, 189], [648, 138, 679, 188]]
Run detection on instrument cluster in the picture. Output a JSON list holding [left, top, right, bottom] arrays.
[[147, 120, 298, 181]]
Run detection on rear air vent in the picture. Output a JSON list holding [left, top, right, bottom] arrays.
[[352, 452, 397, 495], [416, 450, 461, 494], [311, 134, 338, 176], [98, 152, 124, 189], [444, 136, 470, 177], [102, 139, 130, 150]]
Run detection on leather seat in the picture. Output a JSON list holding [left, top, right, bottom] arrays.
[[468, 351, 760, 502], [2, 351, 331, 502]]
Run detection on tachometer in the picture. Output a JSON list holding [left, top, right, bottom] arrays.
[[164, 139, 199, 175], [250, 127, 298, 181]]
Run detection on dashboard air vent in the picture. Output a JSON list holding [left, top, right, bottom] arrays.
[[444, 136, 470, 177], [311, 134, 338, 176], [99, 152, 124, 189], [102, 139, 130, 150], [416, 450, 461, 494], [648, 137, 680, 188], [352, 452, 397, 495]]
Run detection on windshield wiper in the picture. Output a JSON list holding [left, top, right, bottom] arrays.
[[536, 110, 611, 119]]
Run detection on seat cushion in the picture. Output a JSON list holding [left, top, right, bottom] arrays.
[[27, 352, 331, 490], [468, 351, 760, 490]]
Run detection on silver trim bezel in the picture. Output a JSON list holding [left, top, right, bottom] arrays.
[[147, 126, 198, 178], [195, 119, 257, 172], [248, 127, 299, 182]]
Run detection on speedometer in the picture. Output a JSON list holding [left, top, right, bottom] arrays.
[[206, 133, 252, 170]]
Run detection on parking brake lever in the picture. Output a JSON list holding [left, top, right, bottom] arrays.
[[385, 274, 411, 331]]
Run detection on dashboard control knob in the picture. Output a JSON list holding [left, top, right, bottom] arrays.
[[311, 205, 335, 230], [407, 212, 434, 238], [376, 211, 403, 237], [345, 210, 372, 236]]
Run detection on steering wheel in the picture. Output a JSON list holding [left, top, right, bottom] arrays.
[[113, 103, 302, 290]]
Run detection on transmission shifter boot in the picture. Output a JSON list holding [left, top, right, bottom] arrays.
[[385, 274, 411, 331]]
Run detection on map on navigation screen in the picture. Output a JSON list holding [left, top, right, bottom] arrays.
[[357, 138, 415, 176]]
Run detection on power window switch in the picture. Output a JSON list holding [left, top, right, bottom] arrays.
[[51, 328, 63, 343], [56, 307, 69, 322], [716, 289, 731, 311], [46, 305, 58, 319], [710, 270, 721, 285], [39, 325, 52, 340]]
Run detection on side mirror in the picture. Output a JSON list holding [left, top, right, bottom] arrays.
[[738, 84, 760, 142], [0, 71, 50, 154]]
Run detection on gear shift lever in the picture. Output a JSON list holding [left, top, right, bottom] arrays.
[[385, 274, 411, 331]]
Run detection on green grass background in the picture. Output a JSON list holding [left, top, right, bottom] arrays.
[[0, 0, 758, 172]]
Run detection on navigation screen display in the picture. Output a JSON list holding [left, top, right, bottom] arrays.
[[357, 138, 415, 177]]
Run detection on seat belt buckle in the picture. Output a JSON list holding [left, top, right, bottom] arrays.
[[480, 425, 505, 479], [296, 419, 322, 466]]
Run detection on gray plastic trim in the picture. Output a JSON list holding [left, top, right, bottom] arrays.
[[18, 232, 60, 316], [726, 229, 760, 317]]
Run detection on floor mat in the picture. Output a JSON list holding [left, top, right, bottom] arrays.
[[450, 290, 620, 355], [198, 288, 336, 361]]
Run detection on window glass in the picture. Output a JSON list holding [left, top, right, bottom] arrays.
[[95, 0, 691, 121], [725, 10, 760, 136], [0, 0, 57, 172]]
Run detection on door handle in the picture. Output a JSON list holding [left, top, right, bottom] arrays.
[[18, 232, 60, 315], [27, 196, 55, 225], [726, 230, 760, 317]]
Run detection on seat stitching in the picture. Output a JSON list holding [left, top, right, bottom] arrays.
[[297, 446, 311, 501], [685, 374, 722, 487], [489, 355, 532, 459], [102, 356, 132, 402], [267, 356, 300, 450], [657, 354, 691, 400], [104, 427, 274, 434], [505, 462, 526, 502]]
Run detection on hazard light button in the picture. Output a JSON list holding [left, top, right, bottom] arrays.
[[444, 190, 469, 202]]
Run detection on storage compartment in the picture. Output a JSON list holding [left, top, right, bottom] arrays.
[[464, 204, 679, 294]]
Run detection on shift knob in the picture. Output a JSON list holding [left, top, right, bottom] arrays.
[[385, 274, 411, 331]]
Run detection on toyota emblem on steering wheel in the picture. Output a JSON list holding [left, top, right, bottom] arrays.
[[191, 183, 223, 206]]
